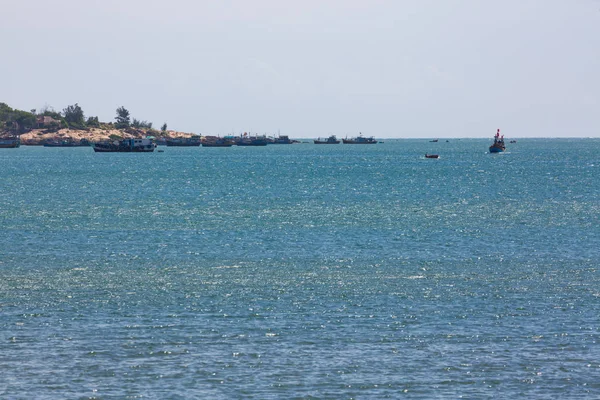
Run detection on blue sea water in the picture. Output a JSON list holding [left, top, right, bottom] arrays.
[[1, 139, 599, 399]]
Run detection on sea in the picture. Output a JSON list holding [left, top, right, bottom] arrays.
[[1, 138, 599, 399]]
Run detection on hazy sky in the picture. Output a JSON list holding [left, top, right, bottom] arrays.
[[2, 0, 599, 138]]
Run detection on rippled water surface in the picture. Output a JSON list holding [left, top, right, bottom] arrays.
[[1, 139, 599, 398]]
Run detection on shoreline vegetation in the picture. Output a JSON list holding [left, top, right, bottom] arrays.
[[0, 102, 197, 145]]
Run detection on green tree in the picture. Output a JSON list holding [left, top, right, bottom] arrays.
[[5, 110, 37, 133], [115, 106, 130, 129], [132, 118, 153, 129], [0, 102, 13, 122], [86, 116, 100, 128], [63, 103, 86, 130], [41, 105, 62, 120]]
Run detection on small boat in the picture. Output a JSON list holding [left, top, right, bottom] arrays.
[[509, 140, 517, 143], [93, 138, 155, 153], [342, 133, 377, 144], [430, 139, 438, 142], [425, 154, 439, 159], [489, 129, 506, 153], [0, 136, 20, 148], [314, 135, 340, 144]]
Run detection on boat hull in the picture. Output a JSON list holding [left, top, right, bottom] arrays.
[[93, 138, 155, 153], [165, 142, 201, 147], [342, 137, 377, 144], [93, 146, 155, 153], [202, 143, 233, 147], [44, 143, 88, 147], [489, 146, 504, 153], [236, 140, 268, 146], [0, 138, 20, 148]]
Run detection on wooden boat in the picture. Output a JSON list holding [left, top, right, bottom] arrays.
[[0, 136, 20, 148], [425, 154, 439, 159], [93, 138, 155, 152], [314, 135, 340, 144]]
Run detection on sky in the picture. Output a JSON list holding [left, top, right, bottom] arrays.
[[1, 0, 599, 138]]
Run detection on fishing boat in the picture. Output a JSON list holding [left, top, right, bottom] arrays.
[[0, 136, 20, 148], [202, 138, 234, 147], [272, 135, 299, 144], [43, 138, 90, 147], [165, 136, 202, 146], [425, 153, 439, 159], [489, 129, 506, 153], [342, 133, 377, 144], [93, 138, 155, 153], [314, 135, 340, 144], [236, 136, 269, 146]]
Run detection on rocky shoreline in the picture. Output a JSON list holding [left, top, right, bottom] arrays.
[[17, 128, 198, 145]]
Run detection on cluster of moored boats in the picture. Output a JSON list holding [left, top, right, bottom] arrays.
[[93, 134, 378, 152], [1, 130, 513, 153], [314, 134, 378, 144]]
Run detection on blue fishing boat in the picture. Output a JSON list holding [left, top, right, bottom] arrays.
[[489, 129, 505, 153], [0, 136, 20, 148], [93, 138, 155, 152]]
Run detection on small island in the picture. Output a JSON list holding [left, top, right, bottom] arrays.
[[0, 102, 198, 146]]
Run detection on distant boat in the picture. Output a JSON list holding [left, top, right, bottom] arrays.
[[202, 138, 234, 147], [425, 153, 439, 159], [509, 140, 517, 143], [489, 129, 506, 153], [43, 138, 90, 147], [430, 139, 438, 142], [93, 138, 155, 153], [342, 133, 377, 144], [0, 136, 20, 148], [272, 135, 299, 144], [236, 136, 268, 146], [314, 135, 340, 144], [165, 136, 201, 146]]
